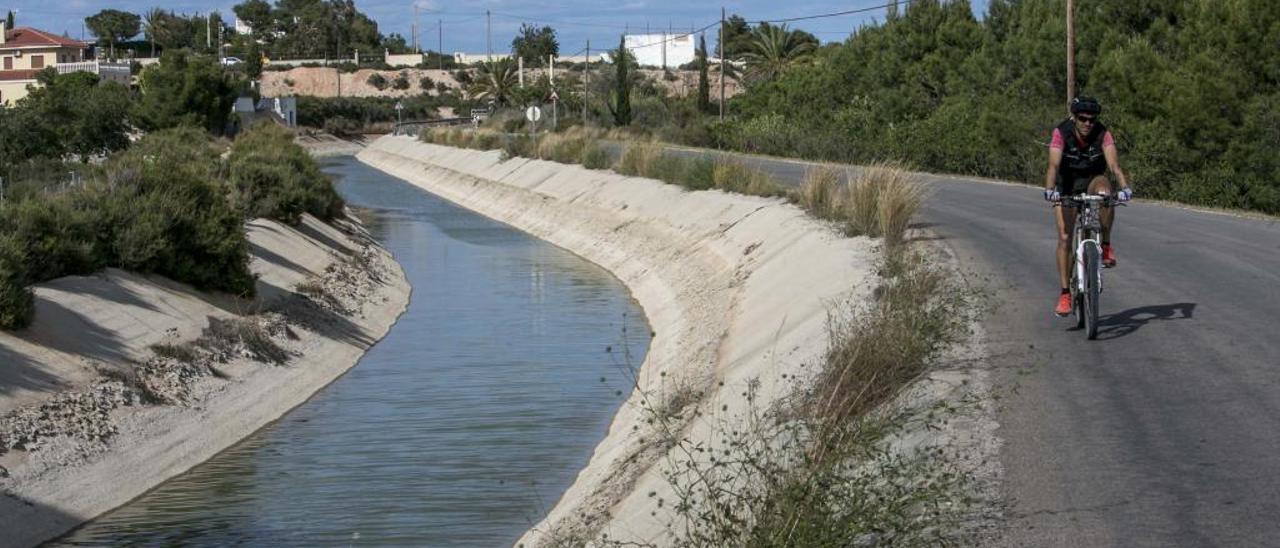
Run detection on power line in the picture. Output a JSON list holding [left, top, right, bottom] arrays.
[[753, 0, 915, 24]]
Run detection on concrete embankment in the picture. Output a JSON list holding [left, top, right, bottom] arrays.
[[358, 135, 879, 544], [0, 214, 410, 548]]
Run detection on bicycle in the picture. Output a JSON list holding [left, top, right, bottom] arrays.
[[1065, 193, 1122, 340]]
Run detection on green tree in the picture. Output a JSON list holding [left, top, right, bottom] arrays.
[[233, 0, 273, 39], [697, 35, 711, 113], [134, 50, 240, 134], [609, 36, 633, 126], [20, 70, 132, 161], [716, 14, 753, 59], [511, 23, 559, 66], [5, 10, 14, 30], [245, 41, 264, 79], [85, 9, 142, 60]]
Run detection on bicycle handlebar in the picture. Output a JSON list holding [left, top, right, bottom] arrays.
[[1054, 193, 1126, 207]]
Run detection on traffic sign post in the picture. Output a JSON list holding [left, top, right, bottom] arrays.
[[549, 89, 559, 132], [394, 101, 404, 125], [525, 105, 542, 133]]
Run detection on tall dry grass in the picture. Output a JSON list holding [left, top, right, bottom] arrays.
[[616, 141, 663, 177], [796, 166, 843, 218], [832, 163, 927, 247], [711, 160, 785, 197]]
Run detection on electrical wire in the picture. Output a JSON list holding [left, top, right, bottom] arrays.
[[754, 0, 915, 24]]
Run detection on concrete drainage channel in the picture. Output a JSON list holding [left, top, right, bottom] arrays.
[[45, 157, 650, 546]]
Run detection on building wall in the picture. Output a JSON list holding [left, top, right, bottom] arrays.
[[0, 46, 82, 71], [624, 33, 696, 68], [0, 80, 34, 105], [385, 52, 424, 68]]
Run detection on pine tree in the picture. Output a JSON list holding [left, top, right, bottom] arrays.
[[609, 36, 632, 126]]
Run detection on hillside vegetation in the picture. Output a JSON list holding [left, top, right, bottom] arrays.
[[718, 0, 1278, 213]]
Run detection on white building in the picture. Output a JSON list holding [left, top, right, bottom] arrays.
[[623, 33, 696, 68]]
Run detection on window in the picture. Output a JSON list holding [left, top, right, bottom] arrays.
[[31, 55, 44, 69], [3, 57, 11, 70]]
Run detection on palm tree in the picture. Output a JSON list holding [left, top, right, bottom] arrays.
[[143, 8, 164, 57], [741, 24, 815, 85], [468, 58, 519, 106]]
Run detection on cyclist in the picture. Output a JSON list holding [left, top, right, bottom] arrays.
[[1044, 96, 1133, 317]]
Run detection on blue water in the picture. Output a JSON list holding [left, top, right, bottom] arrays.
[[52, 156, 648, 547]]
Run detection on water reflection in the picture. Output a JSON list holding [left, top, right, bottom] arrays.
[[53, 156, 648, 547]]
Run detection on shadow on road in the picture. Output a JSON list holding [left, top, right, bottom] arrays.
[[1095, 302, 1197, 340]]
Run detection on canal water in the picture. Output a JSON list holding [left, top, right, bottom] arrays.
[[52, 156, 649, 546]]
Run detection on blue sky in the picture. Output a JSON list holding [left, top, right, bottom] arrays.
[[7, 0, 991, 54]]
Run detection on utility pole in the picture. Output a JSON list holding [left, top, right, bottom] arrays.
[[438, 19, 443, 71], [1066, 0, 1076, 108], [486, 10, 492, 62], [583, 39, 590, 123], [206, 14, 212, 52], [719, 7, 726, 123], [413, 4, 419, 52]]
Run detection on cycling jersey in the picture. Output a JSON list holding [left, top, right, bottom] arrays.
[[1051, 119, 1113, 194]]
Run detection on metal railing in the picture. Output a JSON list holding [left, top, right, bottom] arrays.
[[392, 117, 472, 136]]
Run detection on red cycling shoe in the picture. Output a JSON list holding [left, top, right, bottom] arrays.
[[1055, 292, 1072, 317], [1102, 244, 1117, 268]]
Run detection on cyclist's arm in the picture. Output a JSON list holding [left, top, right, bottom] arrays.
[[1045, 146, 1063, 191], [1103, 136, 1130, 190]]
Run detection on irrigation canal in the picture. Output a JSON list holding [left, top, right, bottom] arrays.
[[51, 156, 649, 546]]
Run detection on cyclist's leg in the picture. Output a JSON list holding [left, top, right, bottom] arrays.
[[1088, 175, 1116, 242], [1055, 201, 1076, 290]]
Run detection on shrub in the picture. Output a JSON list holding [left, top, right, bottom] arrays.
[[0, 233, 34, 329], [419, 75, 434, 90], [367, 73, 388, 90], [580, 142, 611, 169], [392, 72, 410, 90], [228, 123, 345, 224], [711, 160, 784, 197], [323, 116, 360, 136], [103, 128, 256, 296], [616, 141, 662, 177]]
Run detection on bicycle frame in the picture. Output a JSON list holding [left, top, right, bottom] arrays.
[[1072, 195, 1106, 296]]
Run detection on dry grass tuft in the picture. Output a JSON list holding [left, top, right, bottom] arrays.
[[835, 162, 926, 247], [711, 160, 785, 197], [796, 166, 843, 218], [616, 141, 663, 177]]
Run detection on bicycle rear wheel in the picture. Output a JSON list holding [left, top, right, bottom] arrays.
[[1084, 242, 1101, 340]]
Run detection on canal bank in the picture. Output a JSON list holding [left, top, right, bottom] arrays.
[[358, 135, 881, 544], [0, 210, 410, 547]]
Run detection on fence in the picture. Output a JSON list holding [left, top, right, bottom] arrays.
[[392, 117, 472, 137]]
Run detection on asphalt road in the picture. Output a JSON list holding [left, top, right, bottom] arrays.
[[615, 143, 1280, 547]]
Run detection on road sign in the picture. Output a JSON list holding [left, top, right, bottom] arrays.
[[525, 106, 542, 122], [549, 90, 559, 101]]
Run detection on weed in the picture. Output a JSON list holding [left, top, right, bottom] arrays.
[[198, 316, 291, 365], [616, 142, 663, 177], [796, 166, 842, 219], [580, 142, 611, 169]]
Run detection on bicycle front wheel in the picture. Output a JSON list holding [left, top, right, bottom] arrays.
[[1084, 242, 1101, 340]]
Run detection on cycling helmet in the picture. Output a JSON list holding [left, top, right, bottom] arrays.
[[1070, 96, 1102, 115]]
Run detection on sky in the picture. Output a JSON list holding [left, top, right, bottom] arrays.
[[5, 0, 991, 55]]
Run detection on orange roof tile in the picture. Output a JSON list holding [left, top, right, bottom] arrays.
[[3, 27, 90, 49]]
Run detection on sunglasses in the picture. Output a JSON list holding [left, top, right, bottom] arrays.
[[1076, 115, 1097, 123]]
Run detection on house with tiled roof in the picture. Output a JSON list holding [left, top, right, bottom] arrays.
[[1, 22, 129, 106]]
